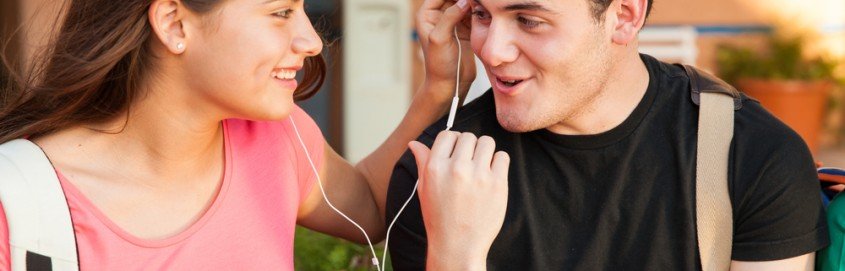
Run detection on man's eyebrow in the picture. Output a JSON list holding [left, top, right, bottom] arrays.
[[472, 0, 555, 14], [263, 0, 299, 4], [504, 1, 554, 12]]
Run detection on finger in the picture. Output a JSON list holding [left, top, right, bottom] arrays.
[[438, 0, 452, 12], [472, 135, 496, 164], [430, 131, 460, 159], [491, 151, 511, 178], [429, 0, 471, 46], [408, 141, 432, 177], [420, 0, 451, 12], [456, 11, 473, 39], [452, 132, 478, 161]]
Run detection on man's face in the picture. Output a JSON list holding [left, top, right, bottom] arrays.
[[470, 0, 616, 133]]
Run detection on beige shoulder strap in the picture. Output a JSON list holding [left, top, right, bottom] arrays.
[[696, 92, 735, 271]]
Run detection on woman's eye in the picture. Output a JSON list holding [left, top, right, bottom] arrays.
[[273, 9, 294, 19]]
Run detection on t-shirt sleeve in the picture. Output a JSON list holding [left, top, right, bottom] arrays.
[[288, 105, 326, 204], [730, 114, 829, 261]]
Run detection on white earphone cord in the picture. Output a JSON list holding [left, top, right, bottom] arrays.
[[290, 27, 463, 271], [289, 116, 382, 269], [381, 27, 462, 268]]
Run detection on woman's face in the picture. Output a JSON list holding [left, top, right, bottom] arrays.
[[178, 0, 322, 121]]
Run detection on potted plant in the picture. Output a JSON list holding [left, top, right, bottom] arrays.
[[716, 35, 841, 153]]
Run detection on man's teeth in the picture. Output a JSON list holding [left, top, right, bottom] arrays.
[[273, 70, 297, 80], [501, 78, 522, 86]]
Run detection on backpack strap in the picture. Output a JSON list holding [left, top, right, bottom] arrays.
[[683, 65, 744, 111], [0, 139, 79, 271], [683, 65, 738, 271]]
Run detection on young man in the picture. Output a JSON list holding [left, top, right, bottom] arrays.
[[385, 0, 829, 270]]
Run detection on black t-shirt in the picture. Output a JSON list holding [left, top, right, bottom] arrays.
[[385, 54, 829, 270]]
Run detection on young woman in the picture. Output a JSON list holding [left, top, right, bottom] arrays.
[[0, 0, 509, 269]]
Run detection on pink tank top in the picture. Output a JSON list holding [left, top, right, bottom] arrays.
[[0, 106, 324, 270]]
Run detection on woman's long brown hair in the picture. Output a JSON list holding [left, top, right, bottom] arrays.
[[0, 0, 326, 143]]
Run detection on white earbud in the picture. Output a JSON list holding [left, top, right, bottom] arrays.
[[445, 27, 463, 131]]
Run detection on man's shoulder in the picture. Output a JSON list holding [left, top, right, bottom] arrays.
[[641, 55, 803, 151], [732, 96, 812, 163], [640, 55, 811, 166]]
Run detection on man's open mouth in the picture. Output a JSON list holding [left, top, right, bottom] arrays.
[[498, 78, 524, 87]]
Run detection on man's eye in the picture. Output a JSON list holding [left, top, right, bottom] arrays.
[[472, 10, 491, 22], [517, 16, 541, 29]]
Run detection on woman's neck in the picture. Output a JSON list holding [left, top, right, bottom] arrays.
[[38, 73, 226, 185]]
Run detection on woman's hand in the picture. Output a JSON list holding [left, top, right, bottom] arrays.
[[416, 0, 476, 105], [409, 131, 510, 270]]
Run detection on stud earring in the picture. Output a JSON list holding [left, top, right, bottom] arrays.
[[176, 43, 185, 51]]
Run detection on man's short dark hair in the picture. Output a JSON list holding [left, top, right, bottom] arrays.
[[589, 0, 654, 22]]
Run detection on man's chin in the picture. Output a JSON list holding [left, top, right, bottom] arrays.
[[496, 112, 541, 133]]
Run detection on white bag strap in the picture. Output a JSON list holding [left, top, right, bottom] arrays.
[[696, 92, 735, 271], [0, 139, 79, 271]]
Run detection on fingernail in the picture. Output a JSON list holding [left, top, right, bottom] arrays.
[[457, 0, 467, 9]]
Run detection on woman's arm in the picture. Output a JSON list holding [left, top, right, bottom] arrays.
[[295, 94, 454, 243], [297, 0, 476, 243]]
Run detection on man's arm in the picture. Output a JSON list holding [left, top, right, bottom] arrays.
[[730, 253, 814, 271], [727, 97, 829, 262]]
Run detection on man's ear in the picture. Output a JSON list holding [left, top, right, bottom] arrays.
[[149, 0, 189, 54], [610, 0, 648, 46]]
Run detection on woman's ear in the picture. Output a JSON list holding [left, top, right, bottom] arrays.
[[149, 0, 188, 54]]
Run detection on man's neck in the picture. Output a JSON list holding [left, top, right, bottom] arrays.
[[546, 52, 650, 135]]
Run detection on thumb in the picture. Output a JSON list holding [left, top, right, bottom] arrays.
[[408, 141, 431, 178]]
